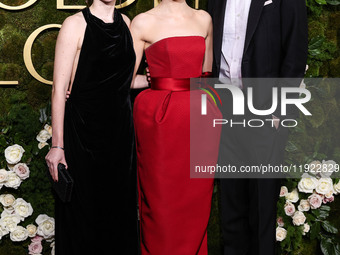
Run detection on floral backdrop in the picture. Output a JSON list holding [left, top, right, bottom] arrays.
[[0, 0, 339, 254]]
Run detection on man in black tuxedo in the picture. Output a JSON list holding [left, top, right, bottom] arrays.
[[207, 0, 308, 254]]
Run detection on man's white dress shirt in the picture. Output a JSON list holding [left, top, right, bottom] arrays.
[[219, 0, 252, 88]]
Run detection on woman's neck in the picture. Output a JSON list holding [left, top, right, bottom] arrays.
[[90, 0, 116, 23], [157, 0, 190, 15]]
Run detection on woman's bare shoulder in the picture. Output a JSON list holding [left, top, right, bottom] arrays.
[[194, 9, 212, 23], [61, 11, 86, 32], [131, 11, 157, 31]]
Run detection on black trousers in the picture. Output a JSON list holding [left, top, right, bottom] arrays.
[[217, 94, 289, 255]]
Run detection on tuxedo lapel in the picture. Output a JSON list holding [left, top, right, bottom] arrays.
[[243, 0, 266, 54], [212, 0, 228, 71]]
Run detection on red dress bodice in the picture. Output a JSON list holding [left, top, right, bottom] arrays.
[[145, 36, 205, 79]]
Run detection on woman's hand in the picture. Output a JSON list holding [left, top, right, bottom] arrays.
[[66, 91, 71, 100], [45, 148, 68, 182]]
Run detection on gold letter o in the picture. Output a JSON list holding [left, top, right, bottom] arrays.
[[23, 24, 61, 86], [0, 0, 38, 10]]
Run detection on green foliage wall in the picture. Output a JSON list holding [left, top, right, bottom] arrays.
[[0, 0, 339, 255]]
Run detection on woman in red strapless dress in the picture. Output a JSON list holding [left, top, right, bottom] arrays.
[[130, 1, 221, 254]]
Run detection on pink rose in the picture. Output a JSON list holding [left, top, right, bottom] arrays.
[[280, 186, 288, 197], [13, 163, 30, 180], [308, 193, 323, 209], [28, 241, 43, 254], [277, 217, 284, 227], [323, 195, 334, 204], [284, 202, 296, 216], [31, 235, 44, 243]]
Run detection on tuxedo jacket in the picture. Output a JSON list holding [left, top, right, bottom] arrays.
[[207, 0, 308, 118]]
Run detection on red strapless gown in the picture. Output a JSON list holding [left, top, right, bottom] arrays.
[[133, 36, 221, 255]]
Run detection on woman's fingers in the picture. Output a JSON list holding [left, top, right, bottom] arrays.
[[145, 67, 151, 84], [45, 151, 63, 182], [61, 159, 68, 170], [65, 91, 71, 101], [52, 162, 59, 182]]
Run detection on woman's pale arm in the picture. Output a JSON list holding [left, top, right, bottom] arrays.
[[130, 14, 149, 89], [45, 16, 80, 181], [202, 12, 213, 73]]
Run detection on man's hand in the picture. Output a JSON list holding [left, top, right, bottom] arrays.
[[273, 115, 280, 130]]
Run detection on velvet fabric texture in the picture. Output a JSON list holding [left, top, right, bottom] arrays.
[[55, 7, 138, 255]]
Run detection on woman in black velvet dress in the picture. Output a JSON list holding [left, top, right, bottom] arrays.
[[45, 1, 139, 254]]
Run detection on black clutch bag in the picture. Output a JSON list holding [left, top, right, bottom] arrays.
[[48, 163, 74, 203]]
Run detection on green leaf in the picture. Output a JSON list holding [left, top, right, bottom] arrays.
[[307, 213, 316, 222], [285, 141, 298, 152], [326, 0, 340, 5], [322, 221, 338, 234], [319, 210, 330, 220], [313, 207, 330, 220], [320, 238, 340, 255], [320, 205, 331, 212], [315, 0, 327, 4], [309, 48, 322, 56], [309, 36, 326, 56], [310, 221, 321, 239]]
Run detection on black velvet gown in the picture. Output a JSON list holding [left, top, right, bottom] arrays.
[[55, 7, 138, 255]]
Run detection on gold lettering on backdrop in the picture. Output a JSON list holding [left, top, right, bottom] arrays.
[[56, 0, 136, 9], [23, 24, 62, 86], [0, 81, 19, 86], [0, 0, 38, 10]]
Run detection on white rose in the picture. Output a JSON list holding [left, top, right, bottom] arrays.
[[285, 188, 299, 203], [298, 199, 310, 212], [298, 173, 318, 193], [308, 160, 322, 176], [284, 202, 296, 216], [13, 163, 30, 180], [51, 241, 55, 255], [38, 142, 49, 150], [276, 227, 287, 241], [26, 224, 37, 237], [7, 164, 15, 171], [303, 223, 310, 235], [316, 178, 333, 195], [36, 129, 51, 143], [4, 172, 22, 189], [10, 226, 28, 242], [280, 186, 288, 197], [320, 160, 336, 178], [277, 217, 284, 227], [4, 144, 25, 164], [1, 206, 15, 218], [0, 224, 9, 240], [44, 124, 53, 136], [0, 169, 9, 183], [334, 181, 340, 194], [0, 194, 16, 207], [325, 188, 335, 199], [292, 211, 306, 226], [308, 193, 323, 209], [13, 198, 33, 220], [0, 214, 21, 232], [36, 215, 55, 239]]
